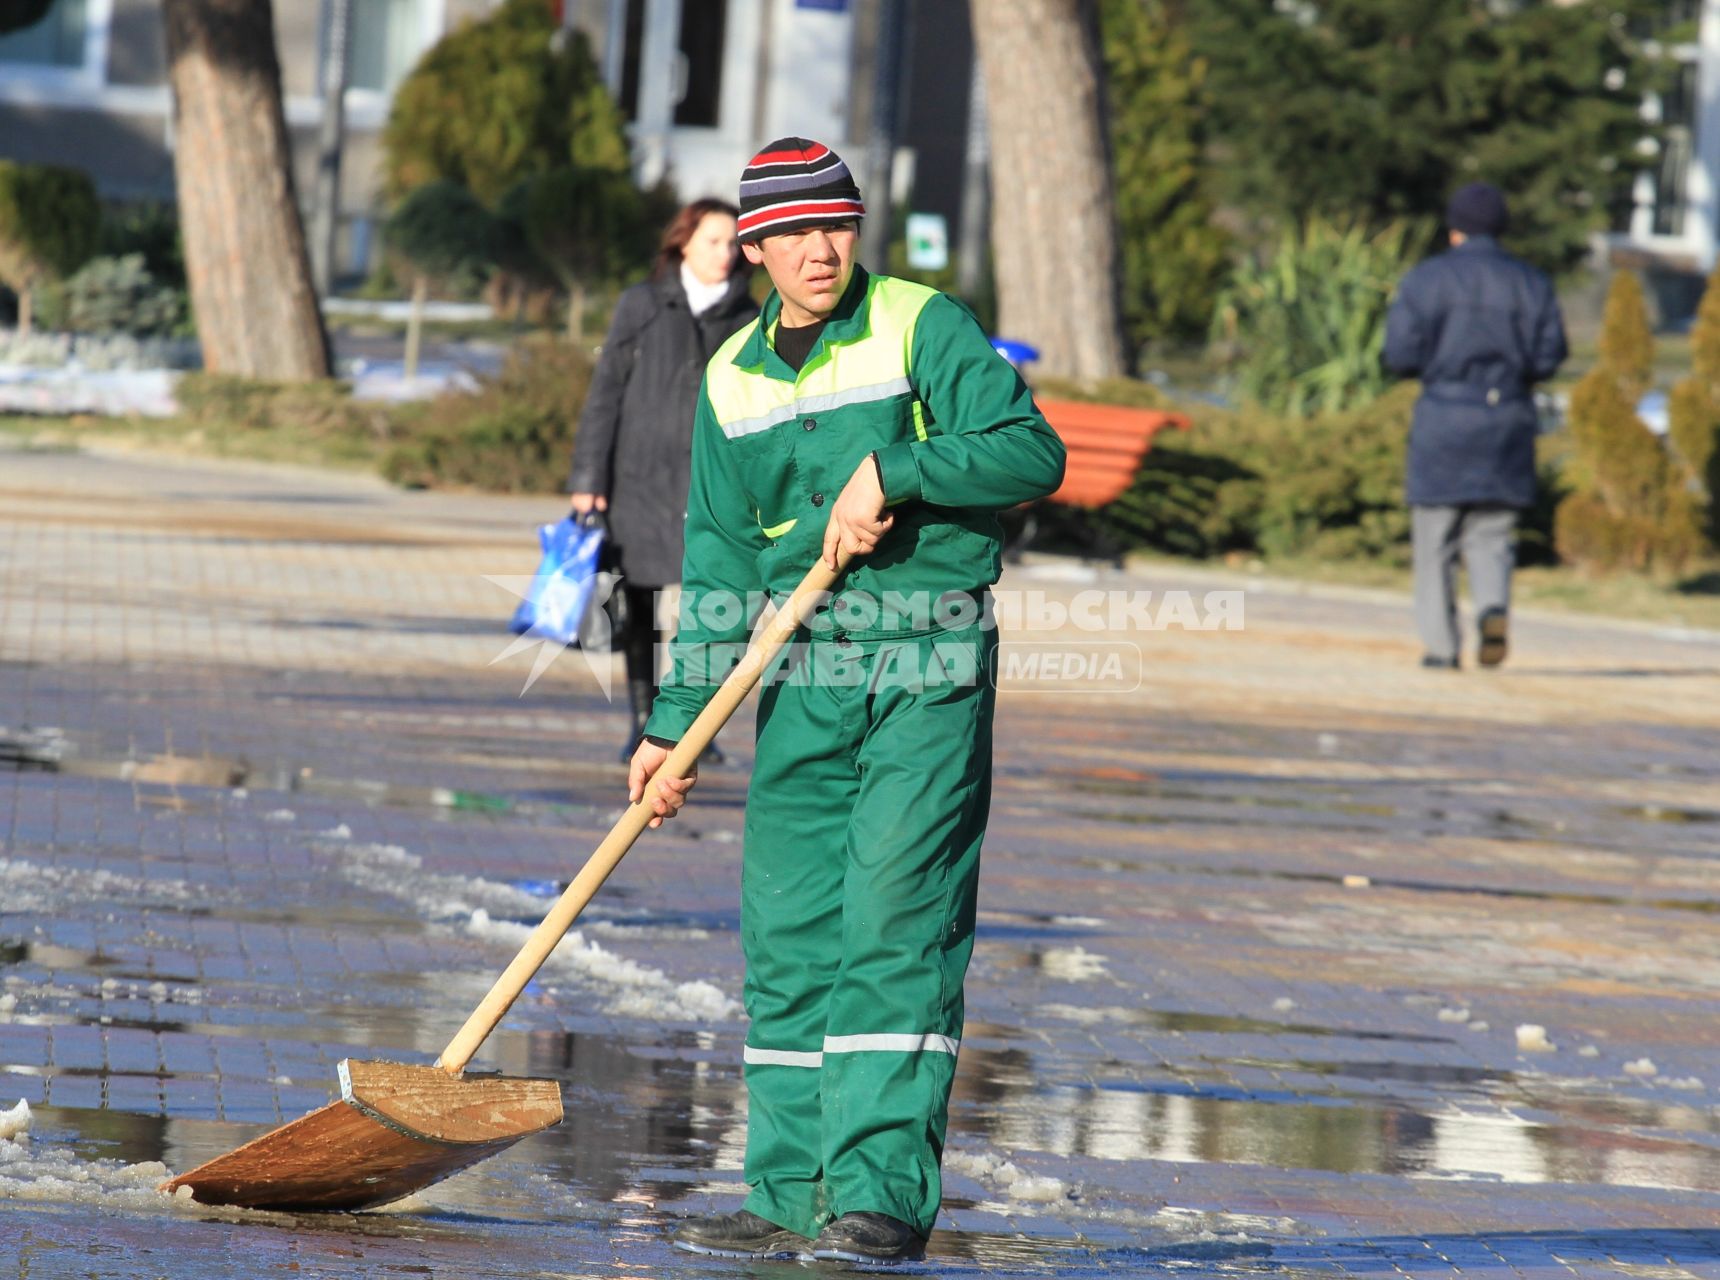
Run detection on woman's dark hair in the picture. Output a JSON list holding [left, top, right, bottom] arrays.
[[654, 197, 741, 278]]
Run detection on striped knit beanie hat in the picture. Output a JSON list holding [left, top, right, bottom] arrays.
[[737, 137, 865, 244]]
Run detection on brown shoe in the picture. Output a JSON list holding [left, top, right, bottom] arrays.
[[1477, 608, 1509, 668]]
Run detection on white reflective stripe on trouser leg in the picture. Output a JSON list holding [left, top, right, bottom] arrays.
[[743, 1046, 824, 1067], [822, 1033, 960, 1056]]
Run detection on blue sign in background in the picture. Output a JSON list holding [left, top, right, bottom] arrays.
[[796, 0, 850, 11]]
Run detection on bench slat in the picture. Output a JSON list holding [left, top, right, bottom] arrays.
[[1035, 398, 1191, 508]]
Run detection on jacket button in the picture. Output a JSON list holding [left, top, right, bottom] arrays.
[[811, 492, 825, 507], [803, 417, 817, 431]]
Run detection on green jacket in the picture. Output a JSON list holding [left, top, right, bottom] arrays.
[[644, 267, 1065, 742]]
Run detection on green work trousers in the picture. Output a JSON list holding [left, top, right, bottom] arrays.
[[738, 622, 996, 1241]]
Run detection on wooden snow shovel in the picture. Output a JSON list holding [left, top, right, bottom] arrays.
[[161, 553, 849, 1211]]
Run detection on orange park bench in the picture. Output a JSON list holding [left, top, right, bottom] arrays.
[[1010, 397, 1192, 561]]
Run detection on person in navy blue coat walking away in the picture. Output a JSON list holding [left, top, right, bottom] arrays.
[[1383, 182, 1568, 670]]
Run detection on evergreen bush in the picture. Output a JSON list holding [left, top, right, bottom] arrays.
[[1667, 264, 1720, 544], [383, 0, 629, 206], [1554, 272, 1705, 573], [381, 339, 592, 491], [1101, 0, 1230, 352], [1039, 379, 1419, 563], [174, 374, 399, 467], [0, 160, 99, 335], [97, 201, 185, 290], [1191, 0, 1653, 276], [38, 254, 187, 336]]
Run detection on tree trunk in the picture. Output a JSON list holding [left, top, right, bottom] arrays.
[[404, 275, 427, 381], [566, 281, 586, 344], [163, 0, 331, 380], [16, 286, 31, 338], [969, 0, 1125, 380]]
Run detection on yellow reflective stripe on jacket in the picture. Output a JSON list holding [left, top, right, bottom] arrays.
[[722, 376, 914, 440], [760, 516, 797, 539]]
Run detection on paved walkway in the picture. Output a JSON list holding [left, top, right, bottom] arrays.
[[3, 438, 1720, 1278]]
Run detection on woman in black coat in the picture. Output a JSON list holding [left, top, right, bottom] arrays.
[[567, 198, 759, 759]]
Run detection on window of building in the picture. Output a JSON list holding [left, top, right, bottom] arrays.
[[0, 0, 88, 68], [618, 0, 646, 121], [349, 0, 424, 95], [674, 0, 726, 127], [1652, 59, 1698, 237]]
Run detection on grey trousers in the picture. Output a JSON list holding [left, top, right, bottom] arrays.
[[1411, 504, 1517, 662]]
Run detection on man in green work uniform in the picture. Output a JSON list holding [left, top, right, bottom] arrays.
[[626, 138, 1065, 1264]]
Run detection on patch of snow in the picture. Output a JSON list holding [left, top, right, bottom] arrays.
[[0, 994, 16, 1014], [263, 809, 296, 824], [1341, 874, 1371, 888], [330, 840, 741, 1021], [944, 1149, 1074, 1203], [1623, 1057, 1658, 1077], [466, 910, 737, 1022], [1515, 1024, 1556, 1053], [1039, 946, 1108, 982], [0, 858, 200, 911], [1578, 1044, 1601, 1058], [1438, 1007, 1471, 1023], [1271, 997, 1296, 1013], [1667, 1076, 1704, 1091], [1039, 1002, 1109, 1025], [0, 1100, 31, 1141], [319, 823, 352, 840]]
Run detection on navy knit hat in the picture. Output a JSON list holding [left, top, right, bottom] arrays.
[[737, 137, 865, 243], [1447, 182, 1508, 237]]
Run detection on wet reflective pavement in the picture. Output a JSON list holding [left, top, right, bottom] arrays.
[[5, 441, 1720, 1277]]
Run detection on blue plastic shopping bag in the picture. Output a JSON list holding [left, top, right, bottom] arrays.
[[509, 514, 607, 647]]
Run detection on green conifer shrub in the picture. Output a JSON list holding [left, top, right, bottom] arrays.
[[383, 0, 629, 206], [1101, 0, 1230, 352], [0, 160, 99, 335], [1667, 264, 1720, 544], [1554, 272, 1705, 573]]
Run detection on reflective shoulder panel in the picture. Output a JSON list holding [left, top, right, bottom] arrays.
[[865, 276, 940, 383]]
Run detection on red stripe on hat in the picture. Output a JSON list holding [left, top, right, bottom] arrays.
[[748, 142, 832, 168], [737, 199, 864, 235]]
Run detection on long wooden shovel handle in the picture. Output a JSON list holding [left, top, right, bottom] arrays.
[[438, 552, 848, 1074]]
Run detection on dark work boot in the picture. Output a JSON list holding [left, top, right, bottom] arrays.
[[1477, 607, 1509, 668], [619, 678, 654, 764], [670, 1208, 812, 1259], [810, 1212, 928, 1264]]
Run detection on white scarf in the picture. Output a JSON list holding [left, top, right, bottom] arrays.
[[681, 263, 730, 317]]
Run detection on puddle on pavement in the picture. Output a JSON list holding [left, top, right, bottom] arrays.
[[949, 1045, 1720, 1195], [1024, 995, 1451, 1042], [18, 1005, 1719, 1235], [1208, 1055, 1512, 1090]]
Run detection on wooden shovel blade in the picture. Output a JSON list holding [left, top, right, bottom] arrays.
[[158, 1059, 564, 1211]]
